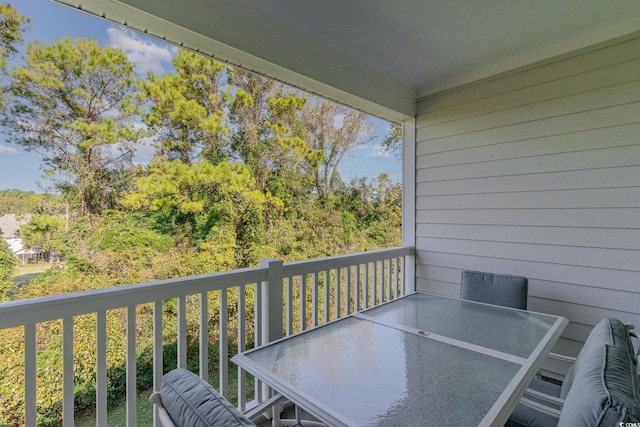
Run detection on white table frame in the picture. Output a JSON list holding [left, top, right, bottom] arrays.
[[233, 292, 568, 427]]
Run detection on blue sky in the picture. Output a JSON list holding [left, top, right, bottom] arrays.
[[0, 0, 400, 193]]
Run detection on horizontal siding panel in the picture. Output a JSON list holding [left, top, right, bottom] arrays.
[[528, 298, 640, 331], [416, 208, 640, 229], [416, 102, 640, 155], [415, 277, 461, 298], [416, 251, 639, 293], [417, 145, 640, 182], [417, 237, 640, 271], [417, 166, 640, 196], [416, 187, 640, 210], [530, 280, 639, 314], [417, 35, 640, 114], [416, 224, 640, 251], [418, 59, 640, 129], [417, 80, 640, 141], [417, 123, 640, 167]]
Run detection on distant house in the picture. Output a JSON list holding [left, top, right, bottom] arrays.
[[0, 214, 44, 264]]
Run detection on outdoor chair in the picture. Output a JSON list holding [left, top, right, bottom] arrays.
[[150, 368, 256, 427], [459, 270, 528, 310], [150, 368, 321, 427], [507, 318, 640, 427]]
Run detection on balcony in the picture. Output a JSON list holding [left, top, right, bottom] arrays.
[[0, 246, 414, 426]]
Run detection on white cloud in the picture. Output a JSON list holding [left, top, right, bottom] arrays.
[[0, 145, 18, 154], [366, 144, 391, 157], [107, 28, 178, 74]]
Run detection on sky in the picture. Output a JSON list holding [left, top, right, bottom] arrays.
[[0, 0, 400, 193]]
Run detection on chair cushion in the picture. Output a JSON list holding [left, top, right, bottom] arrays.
[[557, 345, 640, 427], [160, 368, 255, 427], [560, 318, 636, 399], [460, 270, 528, 310]]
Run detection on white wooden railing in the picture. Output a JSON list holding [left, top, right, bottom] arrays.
[[0, 246, 414, 426]]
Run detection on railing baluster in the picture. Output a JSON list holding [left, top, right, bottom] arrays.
[[393, 257, 399, 299], [285, 276, 293, 336], [63, 317, 74, 427], [219, 289, 228, 397], [372, 262, 378, 306], [299, 275, 306, 332], [24, 324, 36, 427], [386, 258, 392, 302], [334, 268, 340, 319], [364, 263, 369, 309], [312, 272, 318, 327], [96, 311, 107, 427], [355, 264, 361, 312], [153, 300, 163, 427], [344, 266, 351, 315], [126, 305, 136, 427], [200, 292, 208, 382], [237, 284, 246, 410], [178, 296, 187, 369], [323, 270, 329, 323], [378, 261, 383, 304]]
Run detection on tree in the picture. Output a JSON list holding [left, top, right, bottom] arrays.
[[382, 123, 402, 159], [0, 3, 29, 71], [0, 238, 16, 301], [228, 69, 316, 197], [2, 38, 144, 216], [302, 97, 374, 199], [121, 159, 277, 251], [144, 49, 229, 164], [19, 214, 65, 261]]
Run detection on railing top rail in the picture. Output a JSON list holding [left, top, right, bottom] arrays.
[[282, 246, 414, 277], [0, 246, 415, 330], [0, 267, 268, 329]]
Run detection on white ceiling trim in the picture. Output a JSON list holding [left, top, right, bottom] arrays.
[[419, 15, 640, 98], [52, 0, 416, 122]]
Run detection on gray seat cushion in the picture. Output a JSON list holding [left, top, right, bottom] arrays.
[[557, 344, 640, 426], [460, 270, 528, 310], [160, 368, 255, 427]]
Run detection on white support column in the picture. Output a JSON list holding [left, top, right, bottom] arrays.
[[402, 118, 416, 294]]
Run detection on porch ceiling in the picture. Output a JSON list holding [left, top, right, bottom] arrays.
[[54, 0, 640, 121]]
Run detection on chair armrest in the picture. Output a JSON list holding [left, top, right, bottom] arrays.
[[519, 397, 563, 419], [149, 391, 177, 427], [524, 387, 565, 407], [243, 393, 288, 422], [547, 352, 576, 364]]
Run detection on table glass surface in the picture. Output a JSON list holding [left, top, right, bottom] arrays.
[[243, 316, 521, 427], [362, 293, 557, 358]]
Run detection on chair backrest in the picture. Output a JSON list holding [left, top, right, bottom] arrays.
[[460, 270, 528, 310], [157, 368, 255, 427], [555, 318, 640, 426]]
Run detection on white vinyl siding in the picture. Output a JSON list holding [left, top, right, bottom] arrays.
[[413, 33, 640, 370]]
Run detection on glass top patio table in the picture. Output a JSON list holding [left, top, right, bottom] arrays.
[[232, 292, 567, 427]]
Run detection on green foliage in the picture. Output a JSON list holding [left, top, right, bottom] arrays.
[[3, 38, 144, 216], [0, 189, 65, 215], [0, 238, 16, 300], [144, 49, 229, 164], [19, 214, 65, 257], [0, 4, 29, 72]]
